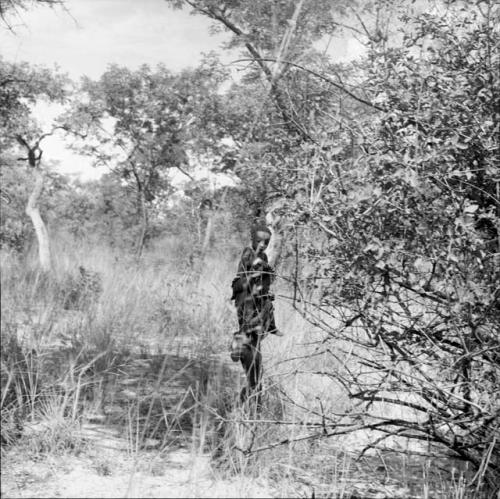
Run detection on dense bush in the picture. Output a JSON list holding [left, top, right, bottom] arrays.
[[299, 4, 499, 484]]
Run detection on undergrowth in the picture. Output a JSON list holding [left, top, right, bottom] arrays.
[[1, 235, 494, 498]]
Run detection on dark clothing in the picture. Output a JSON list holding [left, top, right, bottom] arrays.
[[231, 246, 278, 336]]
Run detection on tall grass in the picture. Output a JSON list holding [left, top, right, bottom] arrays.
[[1, 234, 236, 447], [1, 234, 487, 498]]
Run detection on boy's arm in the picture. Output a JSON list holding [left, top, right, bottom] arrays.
[[239, 247, 255, 271], [233, 248, 257, 294], [258, 253, 275, 281]]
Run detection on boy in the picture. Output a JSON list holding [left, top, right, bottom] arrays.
[[230, 221, 282, 361]]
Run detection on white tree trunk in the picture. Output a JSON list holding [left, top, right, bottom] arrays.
[[266, 229, 284, 269], [25, 168, 51, 272], [265, 207, 284, 268]]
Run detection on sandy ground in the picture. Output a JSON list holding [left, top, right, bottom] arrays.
[[1, 419, 274, 499], [1, 444, 274, 499]]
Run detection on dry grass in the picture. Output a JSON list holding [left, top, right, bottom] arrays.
[[1, 235, 486, 498]]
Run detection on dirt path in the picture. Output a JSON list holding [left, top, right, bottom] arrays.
[[1, 433, 273, 498], [1, 346, 274, 499]]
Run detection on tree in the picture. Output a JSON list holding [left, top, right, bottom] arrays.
[[165, 0, 351, 141], [0, 57, 69, 271], [165, 0, 385, 268], [70, 57, 227, 257]]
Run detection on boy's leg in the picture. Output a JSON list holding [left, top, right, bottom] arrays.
[[231, 304, 256, 361]]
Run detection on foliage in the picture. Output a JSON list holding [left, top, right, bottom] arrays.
[[294, 1, 499, 484], [49, 174, 141, 248], [0, 154, 31, 250], [67, 57, 228, 254], [0, 155, 74, 251], [0, 56, 68, 147], [164, 0, 377, 221]]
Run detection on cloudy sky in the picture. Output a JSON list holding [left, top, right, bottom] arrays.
[[0, 0, 364, 181], [1, 0, 231, 79]]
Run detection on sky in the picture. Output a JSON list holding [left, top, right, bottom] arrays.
[[0, 0, 365, 182], [1, 0, 231, 79]]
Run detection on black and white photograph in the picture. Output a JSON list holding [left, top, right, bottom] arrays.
[[1, 0, 498, 497]]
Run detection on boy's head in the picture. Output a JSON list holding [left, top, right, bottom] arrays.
[[251, 222, 271, 253]]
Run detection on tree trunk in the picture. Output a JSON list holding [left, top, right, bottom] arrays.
[[265, 209, 284, 269], [25, 168, 51, 272], [200, 207, 214, 258], [136, 189, 149, 259], [266, 230, 284, 269]]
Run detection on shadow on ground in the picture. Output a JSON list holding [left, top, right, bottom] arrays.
[[79, 350, 245, 454]]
